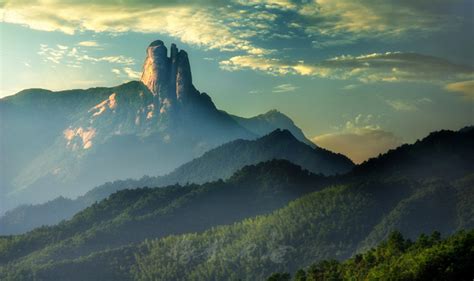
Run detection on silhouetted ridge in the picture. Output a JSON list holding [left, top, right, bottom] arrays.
[[351, 127, 474, 180]]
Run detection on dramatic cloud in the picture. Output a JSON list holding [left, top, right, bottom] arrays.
[[312, 114, 402, 164], [219, 55, 329, 76], [445, 80, 474, 99], [221, 52, 474, 84], [321, 52, 474, 83], [1, 1, 269, 55], [300, 0, 459, 36], [1, 0, 465, 56]]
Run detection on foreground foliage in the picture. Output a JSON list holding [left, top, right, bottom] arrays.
[[267, 230, 474, 281]]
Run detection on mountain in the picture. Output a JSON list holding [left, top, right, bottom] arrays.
[[152, 128, 353, 185], [231, 110, 316, 148], [0, 129, 353, 235], [0, 127, 472, 280], [0, 40, 317, 212], [351, 126, 474, 180], [0, 160, 329, 266]]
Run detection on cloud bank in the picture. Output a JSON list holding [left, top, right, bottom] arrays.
[[312, 114, 402, 164], [445, 80, 474, 99], [221, 52, 474, 84]]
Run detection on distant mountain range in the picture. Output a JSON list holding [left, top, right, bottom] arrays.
[[0, 129, 352, 235], [0, 126, 472, 281], [0, 40, 326, 211]]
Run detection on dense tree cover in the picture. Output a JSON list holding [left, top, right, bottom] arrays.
[[4, 126, 471, 236], [1, 174, 470, 281], [267, 230, 474, 281], [351, 126, 474, 180], [1, 129, 351, 235], [128, 177, 472, 281], [0, 127, 472, 280], [0, 160, 326, 266]]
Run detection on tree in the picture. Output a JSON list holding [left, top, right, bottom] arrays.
[[267, 272, 291, 281]]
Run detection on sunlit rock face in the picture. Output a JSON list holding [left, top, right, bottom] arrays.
[[141, 40, 196, 114]]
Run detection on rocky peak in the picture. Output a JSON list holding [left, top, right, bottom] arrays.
[[140, 40, 196, 108]]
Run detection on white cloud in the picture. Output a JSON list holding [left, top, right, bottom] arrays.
[[272, 83, 298, 93], [78, 41, 100, 47], [37, 44, 135, 68], [234, 0, 296, 10], [123, 67, 141, 79], [111, 68, 121, 75], [219, 55, 329, 76]]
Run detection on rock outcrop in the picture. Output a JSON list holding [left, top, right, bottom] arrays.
[[141, 40, 197, 114]]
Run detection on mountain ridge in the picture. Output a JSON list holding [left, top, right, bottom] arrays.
[[0, 40, 327, 212], [0, 129, 353, 234]]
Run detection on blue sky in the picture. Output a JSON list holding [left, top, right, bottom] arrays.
[[1, 0, 473, 163]]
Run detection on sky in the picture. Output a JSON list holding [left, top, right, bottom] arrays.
[[1, 0, 473, 163]]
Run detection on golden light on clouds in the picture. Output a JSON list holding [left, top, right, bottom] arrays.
[[313, 128, 402, 164], [220, 52, 474, 87], [445, 80, 474, 100], [1, 2, 267, 55], [312, 114, 402, 164]]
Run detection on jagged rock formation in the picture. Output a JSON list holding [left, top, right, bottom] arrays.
[[0, 39, 326, 211], [141, 40, 197, 115]]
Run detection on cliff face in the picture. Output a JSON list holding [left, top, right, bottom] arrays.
[[141, 40, 196, 116]]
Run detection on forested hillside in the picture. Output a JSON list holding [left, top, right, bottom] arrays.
[[0, 160, 328, 268], [0, 128, 472, 281], [266, 230, 474, 281], [1, 129, 352, 235]]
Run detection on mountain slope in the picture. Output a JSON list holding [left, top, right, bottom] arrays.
[[156, 128, 353, 185], [231, 110, 315, 147], [2, 176, 471, 281], [1, 40, 323, 212], [351, 126, 474, 180], [268, 230, 474, 281], [0, 127, 473, 280], [0, 129, 352, 235], [0, 160, 329, 266]]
